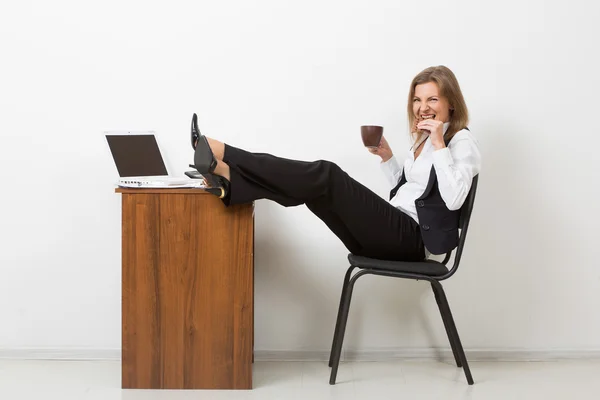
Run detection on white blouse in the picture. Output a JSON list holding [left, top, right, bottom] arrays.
[[380, 123, 482, 223]]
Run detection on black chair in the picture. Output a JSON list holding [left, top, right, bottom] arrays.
[[328, 175, 479, 385]]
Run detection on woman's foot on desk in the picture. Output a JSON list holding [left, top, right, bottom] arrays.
[[190, 112, 226, 164], [190, 113, 228, 176], [191, 113, 218, 174], [189, 113, 231, 199]]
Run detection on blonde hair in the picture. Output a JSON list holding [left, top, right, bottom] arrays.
[[407, 65, 469, 147]]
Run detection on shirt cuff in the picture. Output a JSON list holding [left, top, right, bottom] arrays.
[[380, 155, 400, 172], [380, 155, 402, 186], [381, 154, 398, 165], [432, 147, 454, 168]]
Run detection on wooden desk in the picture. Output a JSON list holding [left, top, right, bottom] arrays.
[[116, 188, 254, 389]]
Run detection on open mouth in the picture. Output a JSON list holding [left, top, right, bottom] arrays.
[[420, 114, 436, 120]]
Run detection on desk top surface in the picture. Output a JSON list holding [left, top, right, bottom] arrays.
[[115, 188, 212, 194]]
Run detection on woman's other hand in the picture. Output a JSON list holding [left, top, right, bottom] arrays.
[[367, 135, 393, 162]]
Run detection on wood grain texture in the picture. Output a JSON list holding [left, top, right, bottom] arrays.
[[121, 192, 254, 389]]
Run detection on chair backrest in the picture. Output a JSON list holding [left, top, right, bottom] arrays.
[[439, 174, 479, 280]]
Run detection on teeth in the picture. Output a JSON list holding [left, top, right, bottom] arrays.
[[421, 115, 435, 119]]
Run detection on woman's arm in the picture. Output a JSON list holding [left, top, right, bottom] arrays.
[[380, 155, 404, 187], [432, 129, 482, 210], [368, 135, 402, 187]]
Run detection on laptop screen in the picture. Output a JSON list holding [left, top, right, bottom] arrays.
[[106, 134, 168, 177]]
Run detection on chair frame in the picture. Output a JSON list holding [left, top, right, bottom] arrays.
[[328, 175, 479, 385]]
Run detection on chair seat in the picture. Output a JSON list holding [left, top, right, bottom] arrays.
[[348, 254, 449, 276]]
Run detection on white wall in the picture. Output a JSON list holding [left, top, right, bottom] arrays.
[[1, 0, 599, 357]]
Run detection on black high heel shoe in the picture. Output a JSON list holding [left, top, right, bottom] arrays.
[[197, 172, 231, 199], [190, 113, 217, 174], [189, 113, 229, 199], [191, 113, 201, 150]]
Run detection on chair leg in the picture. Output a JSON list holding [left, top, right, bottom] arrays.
[[329, 266, 356, 367], [329, 270, 367, 385], [430, 282, 462, 368], [431, 281, 474, 385]]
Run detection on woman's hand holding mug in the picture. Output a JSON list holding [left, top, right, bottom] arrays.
[[367, 135, 393, 162]]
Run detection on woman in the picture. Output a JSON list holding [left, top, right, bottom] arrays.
[[190, 65, 481, 261]]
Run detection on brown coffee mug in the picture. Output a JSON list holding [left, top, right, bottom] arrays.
[[361, 125, 383, 148]]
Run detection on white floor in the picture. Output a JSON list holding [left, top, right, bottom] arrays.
[[1, 359, 599, 400]]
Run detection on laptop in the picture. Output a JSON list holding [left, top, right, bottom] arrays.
[[105, 132, 202, 188]]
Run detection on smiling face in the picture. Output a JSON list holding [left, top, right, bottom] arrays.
[[412, 82, 452, 123]]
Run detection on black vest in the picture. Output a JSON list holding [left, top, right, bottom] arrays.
[[389, 129, 468, 255]]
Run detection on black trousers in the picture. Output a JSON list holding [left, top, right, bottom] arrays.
[[222, 144, 425, 261]]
